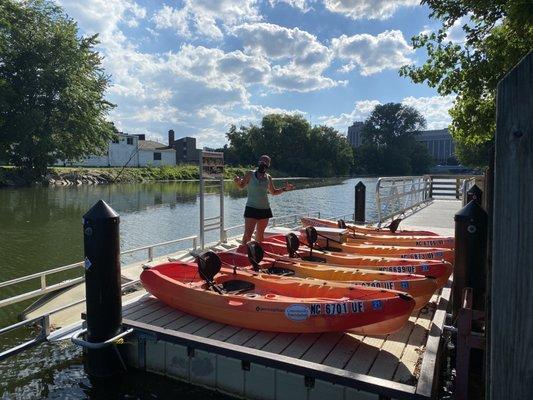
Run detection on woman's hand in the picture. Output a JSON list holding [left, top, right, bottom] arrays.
[[284, 182, 295, 191]]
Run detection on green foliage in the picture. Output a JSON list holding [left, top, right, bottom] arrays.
[[355, 103, 434, 175], [0, 0, 115, 180], [400, 0, 533, 167], [223, 114, 353, 177]]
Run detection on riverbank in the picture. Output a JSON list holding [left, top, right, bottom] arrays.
[[0, 165, 284, 187]]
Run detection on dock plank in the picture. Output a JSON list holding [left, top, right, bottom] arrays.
[[243, 331, 278, 350], [344, 334, 386, 375], [322, 333, 362, 369], [225, 328, 259, 345], [368, 317, 416, 380], [261, 333, 298, 354], [281, 333, 321, 359], [301, 332, 344, 364]]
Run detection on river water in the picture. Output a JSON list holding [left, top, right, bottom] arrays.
[[0, 177, 378, 399]]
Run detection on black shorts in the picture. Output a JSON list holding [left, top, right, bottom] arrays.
[[244, 206, 273, 219]]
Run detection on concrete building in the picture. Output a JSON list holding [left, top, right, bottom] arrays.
[[167, 130, 200, 163], [416, 129, 455, 164], [347, 122, 456, 164], [347, 122, 364, 147]]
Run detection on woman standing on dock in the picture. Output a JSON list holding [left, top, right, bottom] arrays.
[[234, 155, 294, 243]]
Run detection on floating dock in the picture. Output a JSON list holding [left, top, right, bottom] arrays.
[[22, 199, 460, 399]]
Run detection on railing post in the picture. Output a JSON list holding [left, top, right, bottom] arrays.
[[455, 178, 461, 199], [148, 247, 154, 262], [40, 275, 46, 290], [83, 200, 124, 378], [466, 184, 483, 206], [192, 237, 197, 250], [429, 176, 434, 198], [453, 200, 488, 317], [354, 181, 366, 223]]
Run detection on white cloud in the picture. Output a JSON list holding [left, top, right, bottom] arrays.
[[445, 15, 469, 43], [152, 0, 261, 40], [318, 100, 380, 130], [232, 23, 332, 70], [59, 0, 146, 40], [319, 95, 456, 133], [332, 30, 414, 75], [323, 0, 419, 20], [231, 22, 344, 91], [268, 0, 314, 12], [402, 95, 456, 130]]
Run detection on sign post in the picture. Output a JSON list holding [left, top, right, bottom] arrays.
[[199, 151, 225, 249]]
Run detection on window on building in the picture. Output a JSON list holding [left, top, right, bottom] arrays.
[[112, 138, 119, 144], [127, 137, 133, 145], [154, 152, 161, 161]]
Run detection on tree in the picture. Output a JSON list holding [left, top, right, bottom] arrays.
[[224, 114, 353, 177], [400, 0, 533, 167], [0, 0, 116, 180], [355, 103, 434, 175]]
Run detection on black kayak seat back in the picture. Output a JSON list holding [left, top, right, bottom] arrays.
[[222, 279, 255, 294], [246, 241, 264, 270], [196, 251, 222, 282], [285, 233, 300, 257], [387, 218, 402, 233], [337, 219, 347, 229], [305, 226, 318, 246], [267, 266, 296, 276]]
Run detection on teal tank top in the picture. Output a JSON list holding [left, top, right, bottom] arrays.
[[246, 172, 270, 209]]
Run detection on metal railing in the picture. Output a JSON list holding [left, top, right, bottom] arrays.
[[428, 175, 482, 199], [0, 235, 197, 310], [0, 279, 143, 361], [375, 176, 432, 226]]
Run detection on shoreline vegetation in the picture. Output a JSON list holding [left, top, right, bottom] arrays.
[[0, 165, 335, 188]]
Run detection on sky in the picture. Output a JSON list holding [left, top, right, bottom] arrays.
[[56, 0, 460, 148]]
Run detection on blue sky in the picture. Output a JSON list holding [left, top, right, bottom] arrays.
[[57, 0, 458, 147]]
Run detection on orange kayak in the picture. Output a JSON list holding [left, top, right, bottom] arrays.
[[254, 238, 453, 288], [140, 254, 415, 335], [267, 231, 454, 264], [218, 246, 437, 311], [301, 216, 440, 236]]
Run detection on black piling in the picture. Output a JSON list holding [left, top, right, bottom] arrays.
[[354, 181, 366, 223], [466, 184, 483, 206], [83, 200, 124, 378], [453, 200, 488, 317]]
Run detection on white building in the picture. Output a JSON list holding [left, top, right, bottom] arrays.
[[59, 133, 176, 167]]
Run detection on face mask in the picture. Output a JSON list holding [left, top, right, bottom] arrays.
[[257, 162, 269, 173]]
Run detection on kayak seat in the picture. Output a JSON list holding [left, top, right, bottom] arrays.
[[266, 266, 295, 276], [302, 255, 325, 263], [222, 279, 255, 294]]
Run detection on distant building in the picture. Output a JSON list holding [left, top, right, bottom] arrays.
[[137, 139, 176, 166], [347, 122, 364, 147], [416, 129, 455, 164], [59, 132, 176, 167], [167, 130, 200, 163], [347, 122, 456, 164]]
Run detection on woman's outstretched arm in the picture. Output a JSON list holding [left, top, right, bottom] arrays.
[[268, 176, 295, 195], [233, 171, 252, 189]]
